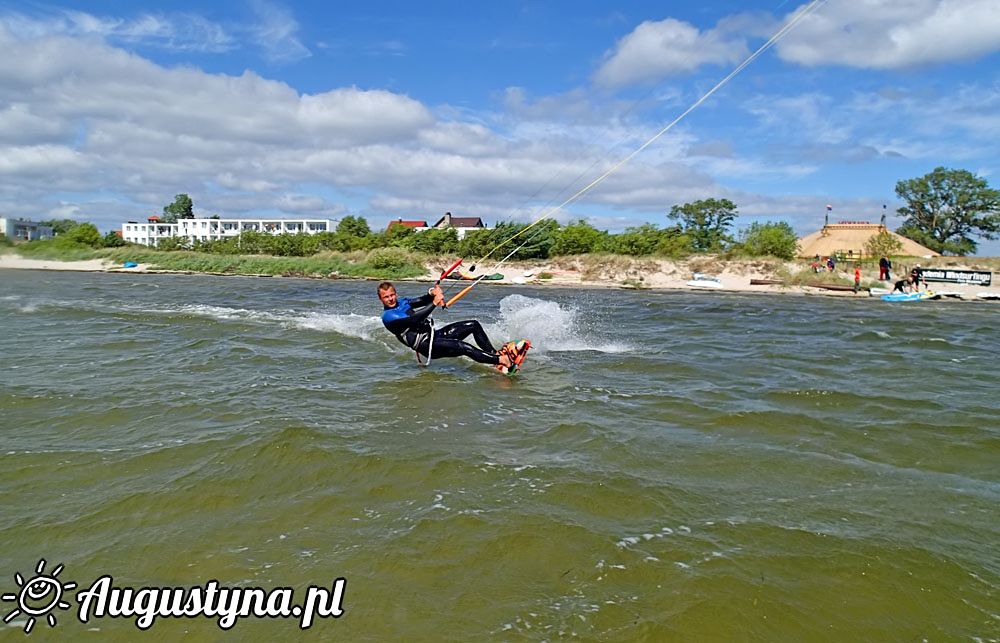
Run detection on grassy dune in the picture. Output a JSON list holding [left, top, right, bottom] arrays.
[[10, 241, 426, 280]]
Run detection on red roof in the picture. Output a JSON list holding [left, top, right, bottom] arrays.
[[147, 215, 161, 222], [386, 219, 427, 231]]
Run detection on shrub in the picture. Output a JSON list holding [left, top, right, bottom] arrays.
[[550, 220, 607, 256], [67, 223, 102, 248], [738, 222, 799, 259], [367, 247, 411, 271], [102, 231, 127, 248]]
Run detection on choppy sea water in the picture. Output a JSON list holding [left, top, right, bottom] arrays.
[[1, 269, 997, 640]]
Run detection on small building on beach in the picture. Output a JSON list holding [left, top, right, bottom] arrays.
[[797, 222, 938, 259], [0, 217, 54, 241]]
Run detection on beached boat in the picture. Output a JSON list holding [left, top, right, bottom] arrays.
[[446, 271, 503, 281], [686, 273, 723, 289]]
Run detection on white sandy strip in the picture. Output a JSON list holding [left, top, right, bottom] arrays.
[[0, 253, 113, 272]]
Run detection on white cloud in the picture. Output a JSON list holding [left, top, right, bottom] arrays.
[[249, 0, 311, 63], [1, 6, 992, 243], [0, 144, 86, 175], [0, 21, 856, 235], [593, 17, 750, 89], [744, 92, 851, 145], [777, 0, 1000, 69], [0, 8, 236, 53]]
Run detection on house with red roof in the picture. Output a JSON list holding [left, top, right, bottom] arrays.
[[386, 218, 428, 233]]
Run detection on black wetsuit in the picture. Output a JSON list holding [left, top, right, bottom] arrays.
[[381, 293, 500, 365]]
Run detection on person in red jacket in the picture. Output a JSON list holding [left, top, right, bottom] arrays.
[[853, 266, 862, 293]]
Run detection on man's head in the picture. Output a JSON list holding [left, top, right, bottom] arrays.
[[377, 281, 397, 308]]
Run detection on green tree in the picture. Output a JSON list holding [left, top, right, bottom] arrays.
[[66, 223, 102, 247], [737, 222, 799, 259], [895, 167, 1000, 255], [162, 194, 194, 223], [337, 215, 371, 237], [510, 219, 558, 259], [608, 223, 666, 256], [668, 198, 738, 252], [383, 223, 416, 247], [102, 231, 127, 248], [863, 230, 903, 258], [404, 227, 459, 255], [550, 220, 608, 256], [655, 229, 693, 258], [40, 219, 81, 235], [459, 221, 557, 260]]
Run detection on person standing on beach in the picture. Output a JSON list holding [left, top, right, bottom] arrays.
[[878, 256, 891, 281], [854, 266, 862, 293], [377, 282, 516, 372], [909, 264, 923, 292]]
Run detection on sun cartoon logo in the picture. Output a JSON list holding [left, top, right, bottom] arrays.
[[2, 559, 76, 634]]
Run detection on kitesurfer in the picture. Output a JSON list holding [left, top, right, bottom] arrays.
[[378, 282, 516, 372]]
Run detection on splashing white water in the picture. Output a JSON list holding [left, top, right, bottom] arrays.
[[488, 294, 631, 353], [293, 311, 383, 340], [150, 303, 384, 341]]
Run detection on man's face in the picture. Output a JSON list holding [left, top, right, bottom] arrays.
[[379, 286, 397, 308]]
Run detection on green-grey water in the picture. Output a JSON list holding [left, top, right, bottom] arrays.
[[1, 269, 998, 641]]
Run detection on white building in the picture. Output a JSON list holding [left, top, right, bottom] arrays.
[[122, 216, 333, 247]]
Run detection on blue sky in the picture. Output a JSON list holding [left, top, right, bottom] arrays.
[[2, 0, 999, 253]]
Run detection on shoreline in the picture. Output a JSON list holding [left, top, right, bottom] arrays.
[[2, 252, 996, 301]]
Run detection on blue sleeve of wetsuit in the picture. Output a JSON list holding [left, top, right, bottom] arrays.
[[381, 294, 436, 335]]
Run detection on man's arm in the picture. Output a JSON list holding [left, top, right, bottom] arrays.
[[408, 291, 436, 308]]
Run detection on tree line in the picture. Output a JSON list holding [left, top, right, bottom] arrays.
[[34, 167, 1000, 258], [143, 204, 802, 260]]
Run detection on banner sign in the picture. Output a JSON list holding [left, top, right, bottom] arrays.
[[921, 268, 992, 286]]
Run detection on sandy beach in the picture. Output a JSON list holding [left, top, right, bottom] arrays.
[[0, 254, 116, 272], [2, 251, 996, 300]]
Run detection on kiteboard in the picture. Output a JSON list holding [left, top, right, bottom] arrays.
[[496, 339, 531, 376]]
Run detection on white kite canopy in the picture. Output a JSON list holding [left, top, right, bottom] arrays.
[[797, 223, 939, 258]]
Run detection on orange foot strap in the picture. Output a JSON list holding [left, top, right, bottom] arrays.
[[495, 340, 531, 374]]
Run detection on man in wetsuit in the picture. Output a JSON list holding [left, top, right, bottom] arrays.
[[909, 264, 924, 292], [378, 281, 513, 371]]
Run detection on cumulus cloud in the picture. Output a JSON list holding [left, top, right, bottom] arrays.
[[593, 17, 750, 89], [777, 0, 1000, 69], [3, 4, 991, 238], [2, 16, 794, 232]]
